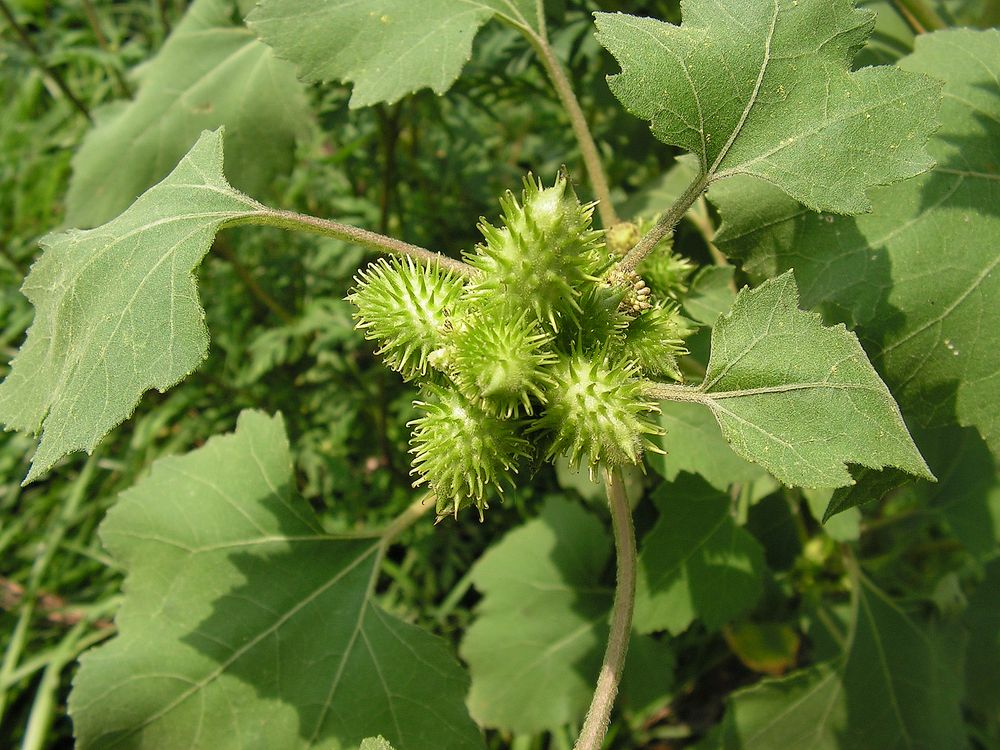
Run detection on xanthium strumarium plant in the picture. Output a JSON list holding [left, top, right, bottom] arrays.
[[349, 174, 689, 519], [1, 0, 997, 749]]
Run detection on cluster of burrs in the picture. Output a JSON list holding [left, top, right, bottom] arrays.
[[348, 174, 691, 519]]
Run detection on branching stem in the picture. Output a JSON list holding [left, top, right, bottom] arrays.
[[574, 469, 636, 750], [614, 172, 709, 276], [241, 208, 477, 278]]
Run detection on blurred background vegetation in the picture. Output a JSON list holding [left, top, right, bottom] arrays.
[[1, 1, 997, 748]]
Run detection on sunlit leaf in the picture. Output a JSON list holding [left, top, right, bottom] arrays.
[[595, 0, 939, 213]]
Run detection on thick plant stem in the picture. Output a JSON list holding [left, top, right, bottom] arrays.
[[528, 34, 619, 227], [574, 469, 636, 750], [615, 173, 708, 277], [243, 208, 477, 278], [892, 0, 947, 33]]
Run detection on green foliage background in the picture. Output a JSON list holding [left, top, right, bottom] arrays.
[[0, 0, 997, 748]]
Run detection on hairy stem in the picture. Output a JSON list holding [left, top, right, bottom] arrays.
[[615, 172, 709, 276], [523, 14, 618, 227], [891, 0, 947, 33], [574, 469, 636, 750], [0, 0, 92, 120], [242, 208, 477, 278], [642, 381, 706, 403]]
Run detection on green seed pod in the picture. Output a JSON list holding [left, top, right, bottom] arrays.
[[533, 350, 661, 469], [409, 385, 532, 519], [347, 257, 464, 380], [464, 173, 604, 330], [638, 250, 695, 301], [618, 304, 690, 381], [562, 281, 630, 354], [449, 303, 556, 417]]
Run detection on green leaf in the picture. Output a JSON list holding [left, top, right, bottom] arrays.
[[652, 402, 771, 492], [66, 0, 309, 227], [69, 411, 483, 750], [714, 29, 1000, 456], [634, 474, 765, 635], [802, 488, 860, 540], [682, 266, 736, 326], [594, 1, 940, 213], [0, 130, 268, 483], [460, 496, 673, 733], [713, 572, 967, 749], [658, 272, 932, 488], [824, 426, 1000, 547], [248, 0, 538, 108]]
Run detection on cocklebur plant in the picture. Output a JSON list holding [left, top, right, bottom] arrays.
[[349, 174, 684, 519], [0, 1, 996, 749]]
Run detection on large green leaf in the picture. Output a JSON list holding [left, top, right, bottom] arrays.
[[594, 1, 940, 213], [0, 130, 267, 483], [634, 474, 765, 634], [460, 496, 674, 733], [248, 0, 538, 108], [712, 572, 966, 749], [66, 0, 309, 227], [656, 272, 931, 488], [69, 411, 483, 750], [713, 29, 1000, 456], [653, 402, 770, 492]]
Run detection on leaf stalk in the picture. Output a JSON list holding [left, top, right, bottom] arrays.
[[241, 208, 477, 278], [573, 468, 636, 750]]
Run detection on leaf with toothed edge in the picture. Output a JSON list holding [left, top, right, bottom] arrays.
[[69, 410, 484, 750], [661, 272, 932, 489], [248, 0, 541, 108], [594, 0, 941, 214], [0, 129, 275, 484]]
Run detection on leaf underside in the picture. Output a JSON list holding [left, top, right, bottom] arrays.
[[0, 129, 264, 483], [595, 0, 940, 213], [69, 411, 483, 750]]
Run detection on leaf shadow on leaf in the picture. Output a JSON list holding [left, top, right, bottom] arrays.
[[917, 80, 1000, 219], [176, 485, 480, 750], [462, 496, 674, 733], [174, 479, 385, 746], [635, 474, 765, 635]]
